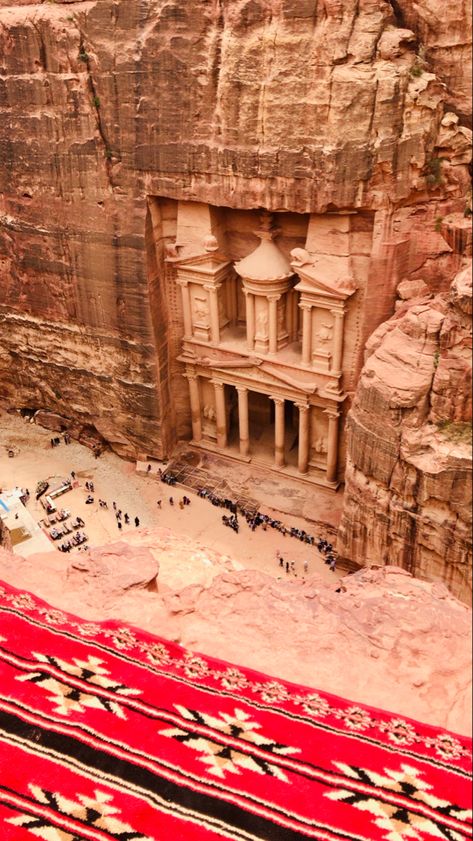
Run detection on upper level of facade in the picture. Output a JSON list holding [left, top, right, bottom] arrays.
[[167, 207, 358, 398]]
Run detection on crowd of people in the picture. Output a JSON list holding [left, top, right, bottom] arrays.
[[58, 531, 88, 552], [22, 453, 339, 576], [179, 475, 338, 572], [50, 433, 72, 447]]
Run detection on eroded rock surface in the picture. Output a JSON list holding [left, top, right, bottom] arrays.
[[338, 252, 472, 605], [0, 536, 470, 736]]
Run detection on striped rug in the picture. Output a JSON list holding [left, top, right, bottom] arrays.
[[0, 579, 471, 840]]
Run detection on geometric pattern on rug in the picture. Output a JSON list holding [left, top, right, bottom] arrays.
[[0, 579, 471, 840]]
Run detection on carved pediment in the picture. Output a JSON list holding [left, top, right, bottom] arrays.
[[292, 255, 357, 300], [166, 249, 230, 270]]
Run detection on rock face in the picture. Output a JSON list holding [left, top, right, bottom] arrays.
[[338, 248, 472, 605], [0, 517, 11, 551], [0, 1, 471, 459], [394, 0, 472, 124], [0, 537, 471, 736]]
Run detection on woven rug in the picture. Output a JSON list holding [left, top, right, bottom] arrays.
[[0, 580, 471, 841]]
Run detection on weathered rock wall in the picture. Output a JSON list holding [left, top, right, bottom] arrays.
[[0, 0, 471, 458], [394, 0, 472, 124], [338, 232, 472, 605]]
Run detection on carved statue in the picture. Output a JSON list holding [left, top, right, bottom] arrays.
[[255, 309, 268, 338], [290, 247, 312, 267], [203, 405, 216, 421], [315, 322, 333, 343], [277, 300, 285, 332], [193, 298, 209, 326], [314, 437, 328, 454], [203, 234, 218, 252]]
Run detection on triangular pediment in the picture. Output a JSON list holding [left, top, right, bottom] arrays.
[[292, 255, 357, 300], [166, 250, 230, 270]]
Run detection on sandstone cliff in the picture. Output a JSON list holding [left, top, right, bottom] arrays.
[[0, 1, 471, 458], [338, 230, 472, 605]]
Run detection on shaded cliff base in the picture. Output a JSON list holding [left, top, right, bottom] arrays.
[[0, 534, 470, 738]]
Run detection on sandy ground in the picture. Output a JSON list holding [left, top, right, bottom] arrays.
[[0, 412, 342, 586]]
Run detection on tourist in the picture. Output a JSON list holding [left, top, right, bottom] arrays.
[[112, 501, 117, 510], [179, 499, 184, 510], [169, 497, 174, 506], [117, 521, 122, 530], [304, 560, 308, 573], [124, 513, 129, 524], [157, 500, 162, 509], [71, 471, 76, 480], [134, 516, 140, 527], [147, 464, 152, 473], [329, 558, 336, 572]]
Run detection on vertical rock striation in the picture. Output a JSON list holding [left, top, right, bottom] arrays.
[[338, 216, 472, 604]]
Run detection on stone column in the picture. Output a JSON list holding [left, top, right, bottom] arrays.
[[272, 396, 285, 468], [245, 290, 256, 351], [205, 284, 220, 344], [213, 381, 228, 449], [185, 373, 202, 443], [228, 273, 238, 325], [325, 409, 340, 483], [268, 295, 280, 354], [297, 403, 310, 474], [236, 386, 250, 457], [331, 308, 345, 372], [177, 279, 192, 339], [300, 304, 312, 365]]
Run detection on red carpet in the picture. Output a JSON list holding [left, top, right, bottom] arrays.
[[0, 579, 471, 841]]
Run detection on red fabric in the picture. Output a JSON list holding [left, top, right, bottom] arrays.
[[0, 579, 471, 841]]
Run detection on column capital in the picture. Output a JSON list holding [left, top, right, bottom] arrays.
[[270, 395, 285, 405], [299, 302, 312, 311], [324, 407, 340, 419], [183, 371, 198, 382], [295, 402, 310, 413], [267, 294, 281, 302], [203, 283, 222, 292], [235, 385, 248, 395], [330, 306, 346, 317], [175, 278, 189, 288], [211, 379, 225, 391]]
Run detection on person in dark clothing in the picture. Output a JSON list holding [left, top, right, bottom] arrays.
[[134, 516, 140, 527]]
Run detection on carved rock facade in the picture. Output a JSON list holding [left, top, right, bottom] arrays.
[[0, 1, 471, 465]]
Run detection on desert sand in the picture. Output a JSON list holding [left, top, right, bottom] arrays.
[[0, 411, 341, 589]]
